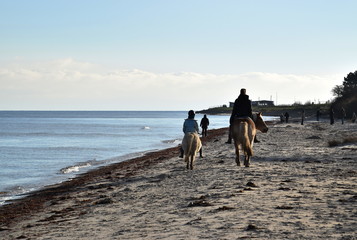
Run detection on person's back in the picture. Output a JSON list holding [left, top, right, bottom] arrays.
[[234, 94, 252, 117], [352, 112, 356, 123], [280, 114, 284, 123], [200, 115, 209, 137], [227, 88, 256, 144], [180, 110, 202, 158], [330, 107, 334, 125], [284, 112, 289, 123], [200, 115, 209, 127], [231, 89, 252, 119], [183, 118, 199, 134], [341, 107, 346, 124]]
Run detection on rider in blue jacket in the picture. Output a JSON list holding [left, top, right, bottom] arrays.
[[183, 110, 199, 134], [180, 110, 203, 158]]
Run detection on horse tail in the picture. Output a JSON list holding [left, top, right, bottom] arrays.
[[183, 133, 194, 162], [241, 122, 253, 156], [188, 133, 194, 156]]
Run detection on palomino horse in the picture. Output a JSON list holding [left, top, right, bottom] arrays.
[[231, 112, 268, 167], [182, 132, 202, 170]]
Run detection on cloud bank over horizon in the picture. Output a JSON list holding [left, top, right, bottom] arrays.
[[0, 59, 343, 111]]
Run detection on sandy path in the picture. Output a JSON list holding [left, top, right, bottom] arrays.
[[1, 122, 356, 240]]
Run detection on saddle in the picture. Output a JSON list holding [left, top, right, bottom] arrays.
[[234, 116, 254, 125], [234, 116, 252, 121]]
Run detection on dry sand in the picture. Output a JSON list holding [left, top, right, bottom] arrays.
[[1, 121, 356, 240]]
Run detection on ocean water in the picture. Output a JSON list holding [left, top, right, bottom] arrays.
[[0, 111, 230, 205]]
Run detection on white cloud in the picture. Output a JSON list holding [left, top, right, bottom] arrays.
[[0, 59, 343, 110]]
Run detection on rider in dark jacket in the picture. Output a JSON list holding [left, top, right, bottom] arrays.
[[226, 88, 259, 144], [230, 89, 253, 123]]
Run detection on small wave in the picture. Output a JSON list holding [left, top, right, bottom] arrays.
[[0, 196, 12, 206], [0, 186, 33, 205], [142, 126, 150, 130], [162, 139, 181, 145], [60, 162, 92, 174]]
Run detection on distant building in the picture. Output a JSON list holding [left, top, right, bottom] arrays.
[[229, 100, 274, 108], [252, 100, 275, 106]]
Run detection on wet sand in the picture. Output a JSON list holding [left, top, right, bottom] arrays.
[[1, 121, 356, 239]]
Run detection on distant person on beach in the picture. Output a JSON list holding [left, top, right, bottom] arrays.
[[301, 110, 305, 125], [179, 110, 202, 158], [200, 114, 210, 137], [280, 113, 285, 123], [341, 107, 346, 124], [329, 107, 334, 125], [226, 88, 259, 143], [352, 112, 357, 123], [284, 112, 290, 123], [316, 109, 320, 121]]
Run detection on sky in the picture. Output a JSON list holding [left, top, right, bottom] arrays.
[[1, 0, 356, 110]]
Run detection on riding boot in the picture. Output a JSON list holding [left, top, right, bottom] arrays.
[[179, 147, 184, 158]]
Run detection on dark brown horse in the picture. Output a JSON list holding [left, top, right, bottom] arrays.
[[231, 112, 268, 167]]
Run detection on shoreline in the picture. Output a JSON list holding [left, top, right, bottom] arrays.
[[1, 122, 356, 239], [0, 127, 228, 227]]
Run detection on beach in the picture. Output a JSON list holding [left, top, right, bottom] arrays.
[[1, 121, 356, 239]]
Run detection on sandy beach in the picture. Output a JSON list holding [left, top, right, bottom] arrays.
[[1, 120, 356, 240]]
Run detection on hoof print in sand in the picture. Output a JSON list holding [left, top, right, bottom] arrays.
[[95, 198, 113, 205], [187, 200, 212, 207], [276, 205, 294, 210], [246, 181, 258, 187], [214, 206, 235, 212], [245, 224, 258, 231]]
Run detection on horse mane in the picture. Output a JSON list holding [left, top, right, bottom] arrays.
[[252, 112, 258, 122]]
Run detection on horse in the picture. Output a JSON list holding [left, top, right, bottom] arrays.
[[181, 132, 202, 170], [231, 112, 268, 167]]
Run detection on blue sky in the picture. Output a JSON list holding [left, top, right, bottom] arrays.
[[1, 0, 356, 110]]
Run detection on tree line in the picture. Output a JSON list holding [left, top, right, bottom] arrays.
[[331, 70, 357, 117]]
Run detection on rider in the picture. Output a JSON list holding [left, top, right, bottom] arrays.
[[179, 110, 203, 158], [226, 88, 259, 144]]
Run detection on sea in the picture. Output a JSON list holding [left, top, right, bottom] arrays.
[[0, 111, 231, 205]]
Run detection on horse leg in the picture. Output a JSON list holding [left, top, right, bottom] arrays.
[[244, 155, 250, 167], [244, 143, 252, 167], [236, 157, 240, 166], [185, 155, 189, 169], [190, 155, 194, 170], [234, 142, 240, 166], [245, 136, 255, 167]]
